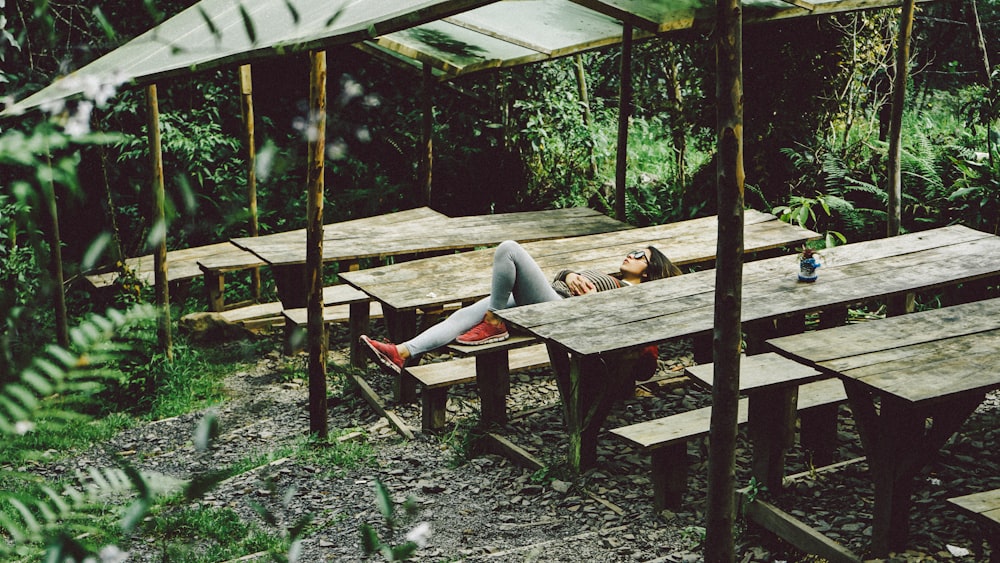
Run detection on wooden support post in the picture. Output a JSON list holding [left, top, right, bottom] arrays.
[[706, 0, 744, 558], [573, 54, 599, 179], [476, 351, 510, 427], [204, 269, 225, 312], [419, 62, 434, 206], [651, 444, 689, 510], [614, 24, 633, 222], [41, 154, 68, 348], [239, 64, 261, 302], [306, 50, 328, 439], [146, 84, 172, 360]]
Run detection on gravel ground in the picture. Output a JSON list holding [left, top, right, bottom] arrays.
[[20, 324, 1000, 562]]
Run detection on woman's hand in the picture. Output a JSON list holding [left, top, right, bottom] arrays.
[[566, 272, 596, 295]]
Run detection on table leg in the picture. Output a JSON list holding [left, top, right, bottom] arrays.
[[546, 343, 633, 471], [203, 269, 226, 312], [272, 264, 308, 309], [748, 386, 798, 492], [476, 351, 510, 427], [383, 306, 418, 403], [846, 381, 984, 556]]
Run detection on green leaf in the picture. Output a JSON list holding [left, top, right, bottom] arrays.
[[239, 3, 256, 44], [198, 6, 221, 42], [359, 523, 380, 555], [90, 7, 117, 43], [374, 479, 393, 521]]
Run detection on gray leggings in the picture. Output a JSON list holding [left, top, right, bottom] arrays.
[[404, 240, 563, 356]]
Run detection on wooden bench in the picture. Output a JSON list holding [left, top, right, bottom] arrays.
[[406, 342, 551, 431], [281, 285, 383, 354], [948, 488, 1000, 562], [610, 377, 848, 510]]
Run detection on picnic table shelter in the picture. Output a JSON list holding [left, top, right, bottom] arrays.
[[2, 0, 938, 558]]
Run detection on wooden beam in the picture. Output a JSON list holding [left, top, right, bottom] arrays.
[[740, 493, 862, 563], [146, 83, 172, 360], [615, 24, 632, 222], [705, 0, 745, 558], [306, 50, 328, 439], [238, 64, 261, 303], [420, 62, 434, 206], [568, 0, 662, 33]]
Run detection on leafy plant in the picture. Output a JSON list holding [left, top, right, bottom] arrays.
[[359, 480, 430, 561]]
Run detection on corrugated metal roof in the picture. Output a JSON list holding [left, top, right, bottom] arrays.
[[2, 0, 916, 118]]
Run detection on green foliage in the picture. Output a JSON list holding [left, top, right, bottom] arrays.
[[359, 479, 428, 561], [0, 305, 186, 561]]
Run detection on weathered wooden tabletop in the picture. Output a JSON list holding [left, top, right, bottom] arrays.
[[498, 224, 1000, 357], [341, 209, 819, 313], [231, 207, 631, 265]]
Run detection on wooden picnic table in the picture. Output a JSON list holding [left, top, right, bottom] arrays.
[[198, 206, 449, 310], [767, 296, 1000, 557], [229, 207, 630, 311], [495, 224, 1000, 471], [341, 209, 819, 402]]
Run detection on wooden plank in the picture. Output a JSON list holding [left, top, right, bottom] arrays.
[[685, 352, 823, 393], [236, 207, 630, 265], [949, 489, 1000, 520], [407, 343, 550, 388], [346, 371, 414, 440], [768, 297, 1000, 365], [740, 494, 862, 563], [283, 302, 384, 325], [610, 399, 750, 450], [86, 241, 262, 288]]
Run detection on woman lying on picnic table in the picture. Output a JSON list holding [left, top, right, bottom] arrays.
[[361, 240, 682, 377]]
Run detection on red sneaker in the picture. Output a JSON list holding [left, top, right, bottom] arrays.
[[456, 319, 509, 345], [360, 335, 404, 375]]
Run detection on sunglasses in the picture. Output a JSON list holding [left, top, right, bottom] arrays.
[[627, 250, 648, 262]]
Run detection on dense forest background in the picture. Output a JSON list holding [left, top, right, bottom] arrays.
[[2, 2, 1000, 559], [2, 0, 1000, 357]]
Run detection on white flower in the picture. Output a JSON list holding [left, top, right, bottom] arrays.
[[355, 125, 371, 143], [362, 94, 381, 108], [64, 100, 94, 137], [405, 521, 431, 548], [14, 420, 35, 435], [326, 138, 347, 160]]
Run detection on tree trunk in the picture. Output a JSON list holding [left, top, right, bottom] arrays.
[[573, 54, 599, 179], [146, 84, 172, 361], [307, 50, 328, 439], [42, 155, 68, 348], [887, 0, 915, 238], [706, 0, 744, 560]]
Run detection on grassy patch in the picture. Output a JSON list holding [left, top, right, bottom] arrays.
[[295, 430, 376, 477], [140, 505, 287, 562], [0, 411, 135, 465]]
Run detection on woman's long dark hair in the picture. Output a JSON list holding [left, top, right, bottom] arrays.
[[645, 246, 683, 281]]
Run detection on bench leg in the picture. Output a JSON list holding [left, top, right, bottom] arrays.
[[349, 301, 371, 369], [799, 403, 838, 467], [204, 270, 226, 312], [748, 387, 797, 492], [422, 387, 448, 432], [477, 351, 510, 427], [651, 444, 689, 510]]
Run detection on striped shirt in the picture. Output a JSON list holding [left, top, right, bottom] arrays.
[[551, 269, 625, 297]]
